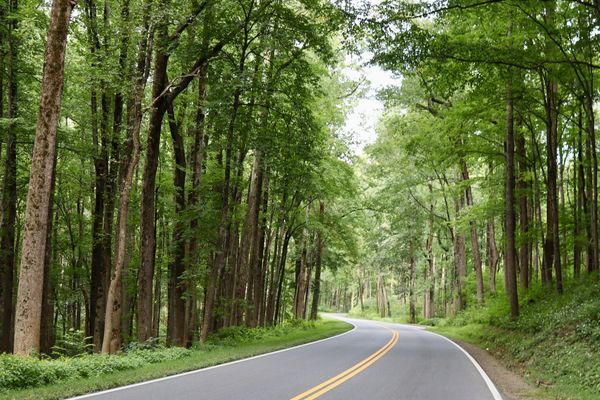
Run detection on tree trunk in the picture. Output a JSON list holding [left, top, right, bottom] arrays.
[[293, 230, 308, 319], [310, 202, 325, 320], [200, 72, 243, 342], [543, 72, 562, 292], [137, 28, 169, 343], [425, 189, 435, 319], [583, 95, 598, 273], [166, 104, 187, 346], [0, 0, 18, 353], [505, 68, 519, 319], [461, 160, 484, 305], [13, 0, 74, 356], [40, 183, 58, 355], [453, 191, 467, 312], [274, 230, 292, 325], [102, 0, 151, 353], [516, 131, 530, 289], [242, 151, 264, 326], [409, 249, 416, 324], [254, 173, 270, 327], [181, 63, 208, 345], [486, 218, 499, 294], [542, 5, 562, 292], [86, 0, 110, 351], [575, 110, 587, 278]]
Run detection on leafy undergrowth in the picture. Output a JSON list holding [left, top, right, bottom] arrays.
[[0, 318, 351, 400], [430, 279, 600, 400]]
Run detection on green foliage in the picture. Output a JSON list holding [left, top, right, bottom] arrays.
[[0, 347, 191, 392], [51, 329, 93, 357], [207, 319, 317, 346]]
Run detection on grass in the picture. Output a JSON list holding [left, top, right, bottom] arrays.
[[0, 318, 351, 400]]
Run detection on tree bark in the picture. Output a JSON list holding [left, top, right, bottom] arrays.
[[505, 68, 519, 319], [242, 151, 264, 326], [0, 0, 18, 353], [13, 0, 75, 356], [167, 104, 187, 346], [425, 189, 435, 319], [137, 23, 169, 343], [583, 95, 598, 273], [486, 218, 499, 294], [310, 202, 324, 321], [516, 131, 530, 289], [453, 191, 467, 312], [102, 0, 151, 353], [409, 248, 416, 324], [461, 160, 484, 305]]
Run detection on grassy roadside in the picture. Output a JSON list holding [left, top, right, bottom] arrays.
[[0, 318, 351, 400]]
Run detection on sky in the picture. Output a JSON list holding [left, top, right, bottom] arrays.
[[341, 54, 402, 154]]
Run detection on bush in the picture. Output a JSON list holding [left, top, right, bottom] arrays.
[[0, 346, 192, 392], [52, 329, 93, 357]]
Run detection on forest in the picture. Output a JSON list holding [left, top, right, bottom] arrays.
[[0, 0, 600, 397]]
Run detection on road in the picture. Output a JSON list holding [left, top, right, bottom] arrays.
[[73, 315, 503, 400]]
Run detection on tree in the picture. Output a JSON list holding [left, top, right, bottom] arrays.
[[13, 0, 75, 356]]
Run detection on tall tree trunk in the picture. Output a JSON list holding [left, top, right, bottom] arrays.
[[543, 72, 562, 292], [86, 0, 110, 351], [243, 151, 263, 326], [310, 202, 324, 321], [453, 191, 467, 312], [293, 233, 308, 319], [0, 0, 18, 353], [575, 109, 587, 278], [461, 160, 484, 305], [274, 230, 292, 325], [200, 66, 244, 342], [254, 173, 270, 327], [486, 218, 499, 294], [583, 94, 598, 273], [137, 21, 169, 343], [13, 0, 75, 356], [409, 248, 416, 324], [505, 68, 519, 319], [40, 178, 58, 354], [167, 104, 187, 346], [425, 189, 435, 319], [102, 0, 151, 353], [265, 223, 284, 325], [516, 131, 530, 289], [542, 5, 562, 292]]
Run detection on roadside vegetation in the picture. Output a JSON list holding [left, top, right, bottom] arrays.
[[0, 319, 350, 400]]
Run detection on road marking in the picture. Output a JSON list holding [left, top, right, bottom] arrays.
[[290, 328, 399, 400], [70, 320, 357, 400]]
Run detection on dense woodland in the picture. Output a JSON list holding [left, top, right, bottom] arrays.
[[1, 0, 600, 361], [0, 0, 358, 356], [322, 0, 600, 326]]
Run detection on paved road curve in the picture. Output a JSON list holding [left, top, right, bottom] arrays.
[[73, 316, 503, 400]]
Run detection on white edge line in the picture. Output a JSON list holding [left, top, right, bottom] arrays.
[[70, 319, 357, 399], [423, 330, 504, 400]]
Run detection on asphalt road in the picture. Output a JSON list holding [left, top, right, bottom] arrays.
[[73, 315, 503, 400]]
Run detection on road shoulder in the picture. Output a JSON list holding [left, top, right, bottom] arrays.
[[445, 337, 541, 400]]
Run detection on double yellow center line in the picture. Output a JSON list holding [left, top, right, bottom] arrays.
[[290, 329, 399, 400]]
